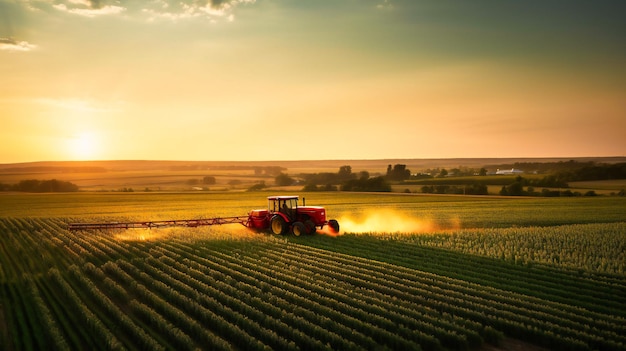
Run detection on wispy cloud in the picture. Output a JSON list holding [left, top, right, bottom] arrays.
[[53, 3, 125, 17], [0, 37, 37, 52], [51, 0, 126, 17], [22, 0, 253, 20], [141, 0, 255, 22]]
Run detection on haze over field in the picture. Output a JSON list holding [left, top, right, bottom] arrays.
[[1, 0, 625, 163]]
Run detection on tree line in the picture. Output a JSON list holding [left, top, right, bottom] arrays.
[[485, 160, 598, 174], [0, 179, 79, 192], [498, 176, 625, 197], [299, 165, 390, 192], [555, 162, 626, 182], [271, 165, 402, 192], [272, 164, 416, 192]]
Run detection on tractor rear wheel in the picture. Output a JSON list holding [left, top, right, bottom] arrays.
[[270, 215, 287, 235], [292, 222, 306, 236], [328, 219, 340, 234], [304, 220, 316, 235]]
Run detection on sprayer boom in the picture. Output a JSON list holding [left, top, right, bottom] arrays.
[[68, 195, 339, 235], [68, 216, 250, 231]]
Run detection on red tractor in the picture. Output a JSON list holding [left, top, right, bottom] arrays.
[[247, 196, 339, 236]]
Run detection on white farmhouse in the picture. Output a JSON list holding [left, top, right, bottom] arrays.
[[495, 168, 524, 175]]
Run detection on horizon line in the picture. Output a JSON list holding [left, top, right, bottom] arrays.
[[2, 155, 625, 166]]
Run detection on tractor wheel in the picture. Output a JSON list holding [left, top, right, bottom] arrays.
[[304, 220, 317, 235], [270, 215, 287, 235], [328, 219, 340, 234], [292, 222, 306, 236]]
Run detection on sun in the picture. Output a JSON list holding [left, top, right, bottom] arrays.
[[67, 132, 101, 160]]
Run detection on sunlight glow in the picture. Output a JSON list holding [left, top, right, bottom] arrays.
[[67, 132, 101, 160]]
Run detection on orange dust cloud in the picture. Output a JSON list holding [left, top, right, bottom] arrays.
[[114, 229, 168, 242], [336, 209, 460, 235], [317, 226, 342, 237]]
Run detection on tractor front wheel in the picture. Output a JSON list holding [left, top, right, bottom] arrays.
[[328, 219, 340, 234], [270, 215, 287, 235], [292, 222, 306, 236]]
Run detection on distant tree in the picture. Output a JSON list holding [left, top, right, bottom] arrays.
[[531, 175, 568, 188], [275, 173, 295, 186], [500, 181, 524, 196], [16, 179, 41, 192], [15, 179, 79, 192], [301, 165, 357, 187], [228, 179, 242, 186], [435, 185, 449, 194], [302, 172, 336, 186], [203, 176, 216, 185], [322, 184, 338, 191], [500, 186, 508, 196], [421, 185, 434, 194], [247, 181, 266, 191], [303, 184, 319, 192], [45, 179, 79, 192], [438, 169, 448, 178], [358, 171, 370, 181], [465, 183, 488, 195], [541, 189, 560, 197], [386, 164, 411, 181], [337, 166, 353, 180], [342, 176, 391, 192], [479, 168, 487, 176]]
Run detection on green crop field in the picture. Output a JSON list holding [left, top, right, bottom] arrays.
[[1, 192, 625, 351]]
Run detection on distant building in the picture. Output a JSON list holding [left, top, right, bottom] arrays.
[[495, 168, 524, 175]]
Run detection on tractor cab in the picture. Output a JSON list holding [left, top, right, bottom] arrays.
[[268, 195, 298, 220]]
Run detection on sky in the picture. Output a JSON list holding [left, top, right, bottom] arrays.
[[1, 0, 625, 163]]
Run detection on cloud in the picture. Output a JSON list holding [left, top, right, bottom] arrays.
[[0, 38, 37, 52], [21, 0, 254, 20], [141, 0, 255, 21], [52, 0, 126, 17]]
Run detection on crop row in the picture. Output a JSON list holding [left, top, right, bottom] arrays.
[[1, 217, 625, 350], [282, 240, 625, 333], [179, 239, 624, 351], [406, 223, 626, 274], [296, 230, 626, 318]]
